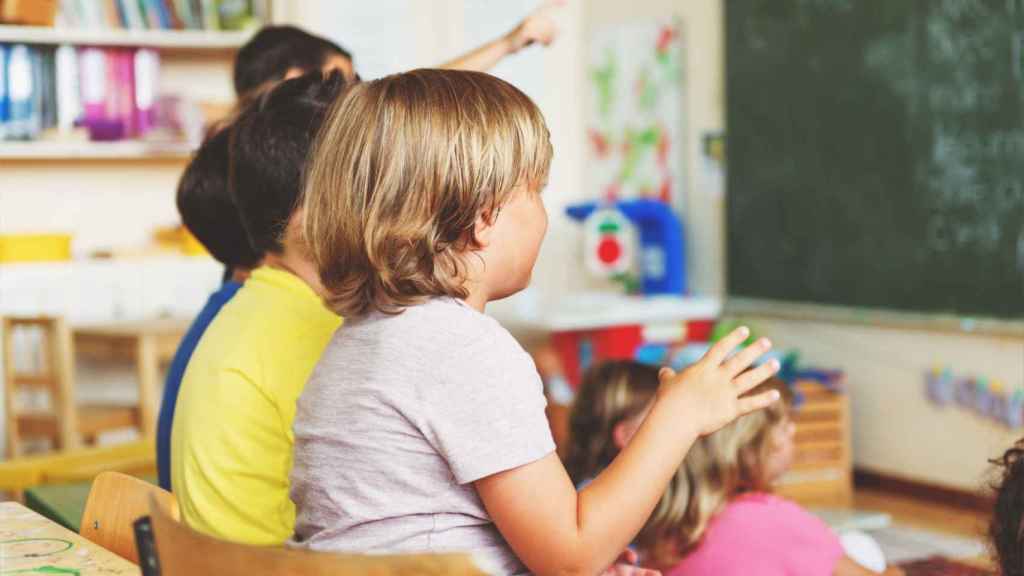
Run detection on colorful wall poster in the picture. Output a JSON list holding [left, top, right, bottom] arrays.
[[587, 19, 686, 204]]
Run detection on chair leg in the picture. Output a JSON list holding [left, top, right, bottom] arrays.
[[50, 317, 81, 451], [135, 335, 158, 438], [3, 317, 21, 459]]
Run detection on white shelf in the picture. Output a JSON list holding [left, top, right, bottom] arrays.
[[0, 140, 194, 160], [490, 290, 722, 332], [0, 25, 254, 49], [534, 294, 722, 331]]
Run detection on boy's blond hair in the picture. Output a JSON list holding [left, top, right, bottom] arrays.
[[304, 69, 553, 317]]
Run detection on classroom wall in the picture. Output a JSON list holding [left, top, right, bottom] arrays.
[[590, 0, 1023, 491], [0, 160, 186, 255]]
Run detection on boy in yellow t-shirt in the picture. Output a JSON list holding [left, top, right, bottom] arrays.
[[170, 74, 345, 545]]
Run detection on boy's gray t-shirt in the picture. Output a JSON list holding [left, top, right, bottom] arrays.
[[289, 298, 555, 575]]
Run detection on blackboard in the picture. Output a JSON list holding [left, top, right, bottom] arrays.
[[726, 0, 1024, 318]]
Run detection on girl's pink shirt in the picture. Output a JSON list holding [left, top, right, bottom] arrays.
[[665, 492, 844, 576]]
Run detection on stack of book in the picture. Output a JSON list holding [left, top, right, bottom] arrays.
[[57, 0, 268, 32], [0, 43, 161, 142]]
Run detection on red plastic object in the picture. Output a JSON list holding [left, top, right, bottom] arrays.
[[686, 319, 715, 342], [553, 325, 644, 389]]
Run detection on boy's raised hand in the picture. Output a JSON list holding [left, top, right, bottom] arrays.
[[660, 326, 781, 436], [507, 0, 566, 53]]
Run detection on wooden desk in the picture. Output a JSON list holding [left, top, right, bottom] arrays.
[[73, 318, 190, 438], [0, 501, 139, 575]]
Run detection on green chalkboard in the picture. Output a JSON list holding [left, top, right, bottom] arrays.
[[726, 0, 1024, 318]]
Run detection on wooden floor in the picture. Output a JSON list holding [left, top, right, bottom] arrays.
[[855, 487, 994, 570], [854, 487, 990, 539]]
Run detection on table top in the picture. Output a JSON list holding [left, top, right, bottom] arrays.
[[0, 501, 140, 575]]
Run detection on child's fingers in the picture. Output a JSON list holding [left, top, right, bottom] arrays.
[[658, 366, 676, 382], [720, 337, 772, 377], [701, 326, 750, 366], [617, 548, 639, 565], [732, 359, 781, 394], [735, 388, 781, 417]]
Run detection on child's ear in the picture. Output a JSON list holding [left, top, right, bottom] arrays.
[[612, 421, 631, 451], [473, 210, 497, 248]]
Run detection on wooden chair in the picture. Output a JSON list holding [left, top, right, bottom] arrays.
[[80, 471, 178, 563], [147, 496, 489, 576], [2, 316, 140, 457]]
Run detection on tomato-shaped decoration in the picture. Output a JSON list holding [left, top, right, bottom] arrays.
[[584, 207, 634, 277]]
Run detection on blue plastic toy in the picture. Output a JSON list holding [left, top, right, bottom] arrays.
[[567, 199, 687, 296]]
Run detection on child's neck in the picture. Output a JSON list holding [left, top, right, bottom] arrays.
[[263, 249, 326, 297], [462, 282, 489, 313]]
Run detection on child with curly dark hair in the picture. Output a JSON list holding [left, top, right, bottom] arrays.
[[992, 438, 1024, 576]]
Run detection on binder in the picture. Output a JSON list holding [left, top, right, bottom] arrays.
[[134, 49, 159, 134], [55, 44, 81, 133], [79, 47, 108, 130], [0, 45, 9, 140], [7, 44, 35, 140]]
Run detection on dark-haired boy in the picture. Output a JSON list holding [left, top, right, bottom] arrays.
[[171, 73, 345, 545], [155, 129, 262, 491]]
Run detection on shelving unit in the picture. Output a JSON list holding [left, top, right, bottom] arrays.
[[0, 20, 260, 161], [0, 140, 193, 160], [0, 24, 255, 50]]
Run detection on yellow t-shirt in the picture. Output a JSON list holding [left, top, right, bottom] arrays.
[[170, 266, 342, 545]]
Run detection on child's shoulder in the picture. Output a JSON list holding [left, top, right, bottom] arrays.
[[399, 297, 516, 345], [728, 492, 803, 511], [719, 492, 830, 534]]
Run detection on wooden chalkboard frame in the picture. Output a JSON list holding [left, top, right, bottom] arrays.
[[725, 297, 1024, 339]]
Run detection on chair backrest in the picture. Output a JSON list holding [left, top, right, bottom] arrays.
[[81, 471, 179, 563], [147, 496, 489, 576]]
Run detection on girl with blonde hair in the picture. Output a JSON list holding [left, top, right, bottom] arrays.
[[565, 361, 662, 487], [639, 378, 903, 576]]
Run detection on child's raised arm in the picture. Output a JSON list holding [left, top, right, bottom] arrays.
[[475, 327, 780, 576], [439, 0, 564, 72]]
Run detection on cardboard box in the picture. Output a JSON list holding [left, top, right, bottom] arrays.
[[1, 0, 59, 26]]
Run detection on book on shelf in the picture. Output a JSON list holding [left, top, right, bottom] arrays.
[[0, 45, 8, 139], [50, 0, 270, 32], [1, 41, 180, 146]]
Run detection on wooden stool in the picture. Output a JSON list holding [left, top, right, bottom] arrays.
[[776, 379, 854, 508], [2, 316, 139, 457]]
